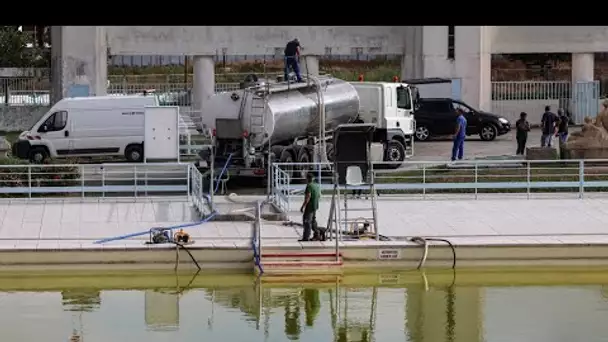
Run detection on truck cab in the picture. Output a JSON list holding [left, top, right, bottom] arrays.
[[351, 82, 416, 166]]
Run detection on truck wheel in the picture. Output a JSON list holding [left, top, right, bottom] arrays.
[[270, 146, 284, 163], [279, 148, 295, 180], [296, 147, 311, 183], [28, 147, 48, 164], [325, 143, 335, 162], [385, 140, 406, 169], [125, 144, 144, 162]]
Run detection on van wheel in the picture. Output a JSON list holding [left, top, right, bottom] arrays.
[[28, 147, 48, 164], [125, 144, 144, 162]]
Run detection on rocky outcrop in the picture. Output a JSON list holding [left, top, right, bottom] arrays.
[[563, 100, 608, 159], [526, 147, 558, 160]]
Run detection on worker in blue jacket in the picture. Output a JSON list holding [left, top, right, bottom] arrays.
[[284, 38, 302, 83]]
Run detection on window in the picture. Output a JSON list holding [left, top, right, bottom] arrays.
[[396, 87, 412, 110], [447, 26, 455, 60], [39, 111, 67, 132], [452, 102, 472, 114], [452, 101, 475, 113], [419, 101, 451, 113]]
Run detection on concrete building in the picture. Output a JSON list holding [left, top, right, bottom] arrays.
[[51, 26, 605, 114]]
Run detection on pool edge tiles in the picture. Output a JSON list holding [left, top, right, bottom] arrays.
[[0, 239, 607, 272]]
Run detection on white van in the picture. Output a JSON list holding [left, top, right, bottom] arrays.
[[12, 95, 158, 163]]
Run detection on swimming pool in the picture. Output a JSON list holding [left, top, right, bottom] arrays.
[[3, 268, 608, 342]]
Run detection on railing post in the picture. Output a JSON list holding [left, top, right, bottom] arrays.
[[474, 163, 478, 200], [526, 161, 531, 199], [210, 152, 215, 203], [134, 165, 138, 198], [101, 166, 105, 198], [27, 166, 32, 199], [199, 172, 203, 207], [579, 160, 585, 199], [144, 167, 148, 197], [422, 164, 426, 199], [256, 201, 263, 262], [286, 166, 291, 212], [187, 164, 191, 201], [80, 165, 85, 198]]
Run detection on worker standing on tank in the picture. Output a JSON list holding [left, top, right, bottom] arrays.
[[284, 38, 303, 83]]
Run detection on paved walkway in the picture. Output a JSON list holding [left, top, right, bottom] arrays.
[[1, 195, 608, 250]]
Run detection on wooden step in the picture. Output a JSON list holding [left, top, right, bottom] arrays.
[[262, 260, 343, 267], [261, 252, 342, 258]]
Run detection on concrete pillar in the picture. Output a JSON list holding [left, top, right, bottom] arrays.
[[50, 26, 107, 104], [191, 55, 215, 119], [401, 26, 424, 80], [300, 55, 319, 77], [454, 26, 493, 112], [572, 53, 594, 83]]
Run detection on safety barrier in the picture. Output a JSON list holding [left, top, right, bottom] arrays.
[[0, 162, 203, 198], [271, 159, 608, 212], [270, 165, 293, 212], [491, 80, 600, 125]]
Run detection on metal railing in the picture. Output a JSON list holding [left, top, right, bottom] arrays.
[[188, 164, 213, 215], [0, 162, 203, 198], [490, 80, 601, 125], [270, 159, 608, 212]]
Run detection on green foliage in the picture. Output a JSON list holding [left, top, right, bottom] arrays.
[[0, 156, 80, 197], [0, 26, 49, 67]]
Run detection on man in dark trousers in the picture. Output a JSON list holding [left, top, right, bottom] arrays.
[[299, 172, 320, 242], [540, 105, 558, 147], [556, 108, 569, 144], [515, 112, 530, 155], [284, 38, 303, 83]]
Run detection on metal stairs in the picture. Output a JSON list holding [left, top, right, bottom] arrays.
[[327, 170, 379, 240], [256, 251, 343, 276]]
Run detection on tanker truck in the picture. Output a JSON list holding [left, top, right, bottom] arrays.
[[198, 74, 417, 180]]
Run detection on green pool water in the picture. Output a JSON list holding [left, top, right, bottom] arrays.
[[4, 268, 608, 342]]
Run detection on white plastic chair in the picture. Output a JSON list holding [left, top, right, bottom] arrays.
[[345, 166, 365, 186]]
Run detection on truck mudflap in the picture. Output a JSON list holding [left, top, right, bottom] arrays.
[[12, 140, 31, 159]]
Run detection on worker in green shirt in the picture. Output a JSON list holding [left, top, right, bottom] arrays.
[[300, 172, 321, 241]]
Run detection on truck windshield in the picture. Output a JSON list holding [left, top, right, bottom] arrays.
[[396, 86, 412, 110]]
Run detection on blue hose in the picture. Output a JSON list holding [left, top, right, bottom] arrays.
[[93, 154, 232, 245], [251, 238, 264, 275], [214, 153, 233, 194]]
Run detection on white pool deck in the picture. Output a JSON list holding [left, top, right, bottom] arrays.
[[1, 194, 608, 251]]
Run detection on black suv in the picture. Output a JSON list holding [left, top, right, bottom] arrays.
[[413, 98, 511, 141]]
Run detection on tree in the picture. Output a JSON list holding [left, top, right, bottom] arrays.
[[0, 26, 49, 67]]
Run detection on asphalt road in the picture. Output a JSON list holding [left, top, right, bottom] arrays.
[[410, 128, 545, 163]]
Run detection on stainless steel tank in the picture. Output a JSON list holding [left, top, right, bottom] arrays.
[[243, 76, 360, 148]]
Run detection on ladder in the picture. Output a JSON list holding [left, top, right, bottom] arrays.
[[326, 165, 379, 241], [248, 60, 270, 145], [249, 94, 266, 138]]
